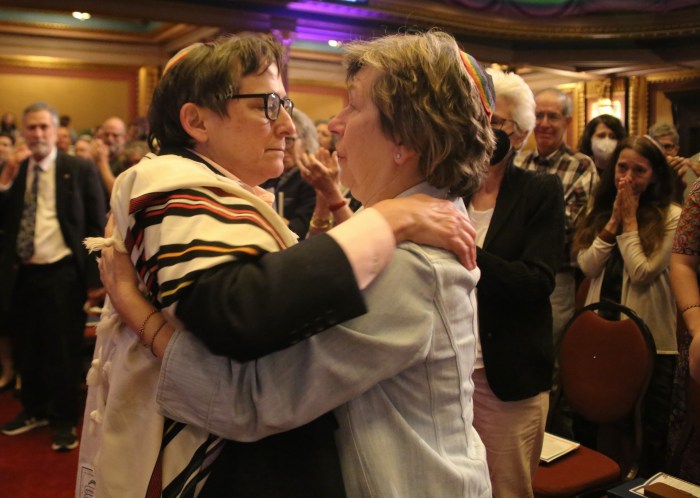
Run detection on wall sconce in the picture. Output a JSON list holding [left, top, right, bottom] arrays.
[[71, 11, 91, 21], [591, 97, 622, 119]]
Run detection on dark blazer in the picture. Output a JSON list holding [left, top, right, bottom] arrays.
[[0, 150, 106, 305], [465, 161, 565, 401], [158, 148, 366, 497], [275, 167, 317, 239]]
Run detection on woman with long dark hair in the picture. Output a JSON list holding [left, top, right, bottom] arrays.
[[578, 114, 627, 175], [573, 134, 681, 475]]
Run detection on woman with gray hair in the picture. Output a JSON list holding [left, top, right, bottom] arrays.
[[465, 67, 566, 497], [98, 30, 494, 497], [79, 32, 481, 498]]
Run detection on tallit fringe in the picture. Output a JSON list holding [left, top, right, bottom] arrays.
[[83, 236, 126, 254]]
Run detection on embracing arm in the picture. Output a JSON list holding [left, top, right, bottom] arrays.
[[103, 192, 475, 362], [158, 246, 435, 442], [175, 196, 475, 360], [101, 231, 366, 362], [175, 232, 367, 360]]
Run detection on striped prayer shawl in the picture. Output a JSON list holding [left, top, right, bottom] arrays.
[[77, 152, 298, 498]]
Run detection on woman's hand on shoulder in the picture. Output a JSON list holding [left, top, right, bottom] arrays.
[[373, 194, 477, 270]]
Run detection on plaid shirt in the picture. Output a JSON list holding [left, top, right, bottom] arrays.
[[514, 143, 598, 269]]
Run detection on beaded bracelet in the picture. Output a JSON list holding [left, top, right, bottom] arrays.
[[138, 309, 159, 341], [149, 320, 168, 357], [682, 303, 700, 313]]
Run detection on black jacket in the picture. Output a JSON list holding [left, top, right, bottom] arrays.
[[465, 161, 565, 401]]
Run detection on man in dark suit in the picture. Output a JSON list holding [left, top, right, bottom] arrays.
[[0, 102, 105, 451]]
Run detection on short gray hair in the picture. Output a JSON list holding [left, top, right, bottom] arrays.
[[535, 87, 572, 118], [23, 102, 59, 127], [648, 123, 679, 145]]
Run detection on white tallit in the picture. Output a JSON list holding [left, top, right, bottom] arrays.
[[76, 152, 298, 498]]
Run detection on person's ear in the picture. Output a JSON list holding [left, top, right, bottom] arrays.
[[180, 103, 208, 143], [392, 144, 418, 166]]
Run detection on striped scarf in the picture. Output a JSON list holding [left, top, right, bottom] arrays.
[[77, 151, 297, 498]]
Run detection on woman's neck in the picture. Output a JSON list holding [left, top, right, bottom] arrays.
[[362, 168, 424, 207], [471, 162, 506, 210]]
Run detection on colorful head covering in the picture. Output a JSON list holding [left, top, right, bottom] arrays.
[[459, 50, 495, 120], [163, 42, 206, 75]]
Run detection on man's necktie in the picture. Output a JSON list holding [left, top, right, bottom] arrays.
[[16, 164, 40, 261]]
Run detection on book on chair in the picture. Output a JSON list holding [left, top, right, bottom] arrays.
[[540, 432, 580, 463]]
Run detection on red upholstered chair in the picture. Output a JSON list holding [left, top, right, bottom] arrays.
[[574, 277, 591, 313], [533, 301, 656, 498]]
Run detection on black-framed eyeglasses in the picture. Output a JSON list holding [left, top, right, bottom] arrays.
[[491, 115, 518, 131], [227, 92, 294, 121]]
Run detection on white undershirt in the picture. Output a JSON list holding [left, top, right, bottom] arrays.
[[28, 148, 72, 264], [467, 201, 495, 369]]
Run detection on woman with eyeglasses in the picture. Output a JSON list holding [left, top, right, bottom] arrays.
[[465, 68, 565, 497], [573, 135, 681, 475], [78, 33, 479, 498], [85, 31, 495, 497]]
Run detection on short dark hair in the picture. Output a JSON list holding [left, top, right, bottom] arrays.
[[23, 102, 59, 127], [148, 33, 285, 152]]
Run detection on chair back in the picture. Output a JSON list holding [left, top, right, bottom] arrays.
[[574, 277, 591, 313], [558, 300, 656, 479], [560, 301, 655, 423]]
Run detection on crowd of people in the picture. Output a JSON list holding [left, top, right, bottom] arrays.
[[0, 26, 699, 497]]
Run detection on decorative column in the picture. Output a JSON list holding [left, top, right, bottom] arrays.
[[627, 76, 644, 137], [138, 65, 159, 118]]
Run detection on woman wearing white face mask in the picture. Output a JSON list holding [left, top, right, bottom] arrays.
[[579, 114, 627, 175]]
